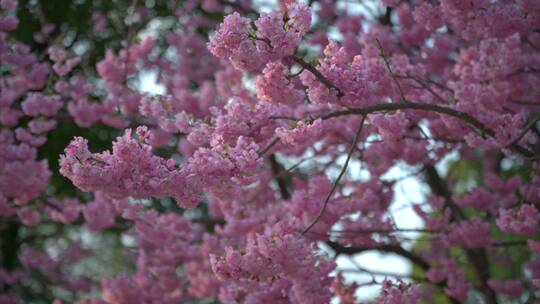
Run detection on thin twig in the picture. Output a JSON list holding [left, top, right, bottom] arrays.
[[508, 115, 540, 147], [403, 72, 448, 104], [302, 116, 366, 235], [286, 157, 309, 172], [329, 227, 438, 234], [257, 137, 279, 157], [123, 0, 139, 84], [376, 38, 407, 102], [339, 268, 428, 281]]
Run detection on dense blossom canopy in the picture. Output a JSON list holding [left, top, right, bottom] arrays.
[[0, 0, 539, 303]]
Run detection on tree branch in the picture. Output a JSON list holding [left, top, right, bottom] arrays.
[[302, 116, 365, 234], [290, 55, 344, 97], [269, 154, 291, 200], [327, 240, 430, 270], [376, 38, 407, 102], [257, 137, 279, 157], [424, 165, 498, 304], [508, 115, 540, 147], [326, 240, 461, 304], [318, 102, 535, 158]]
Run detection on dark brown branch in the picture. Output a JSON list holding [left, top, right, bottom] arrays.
[[327, 241, 430, 271], [424, 165, 498, 304], [379, 6, 393, 26], [269, 154, 291, 200], [327, 240, 461, 304], [508, 115, 540, 147], [270, 100, 535, 158], [319, 101, 535, 158], [329, 227, 438, 234], [424, 165, 466, 221], [339, 267, 427, 281], [321, 102, 482, 133], [286, 52, 533, 159], [0, 221, 19, 272]]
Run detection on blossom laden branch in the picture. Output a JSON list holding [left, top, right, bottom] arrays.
[[424, 165, 499, 304], [319, 102, 536, 158]]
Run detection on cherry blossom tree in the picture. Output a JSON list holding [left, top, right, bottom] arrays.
[[1, 0, 539, 303]]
